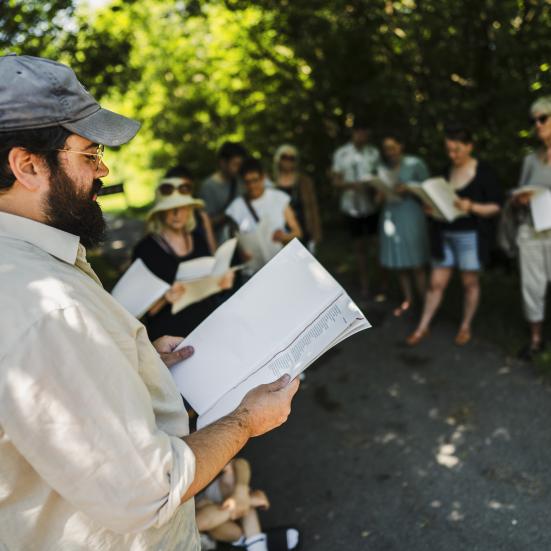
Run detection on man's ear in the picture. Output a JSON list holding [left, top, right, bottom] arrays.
[[8, 147, 50, 192]]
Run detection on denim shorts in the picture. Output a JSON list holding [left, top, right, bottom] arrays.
[[432, 231, 481, 271]]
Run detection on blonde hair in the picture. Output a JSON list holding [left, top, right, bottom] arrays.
[[273, 144, 299, 181], [147, 207, 197, 235], [531, 96, 551, 116]]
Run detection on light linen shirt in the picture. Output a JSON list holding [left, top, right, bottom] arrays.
[[332, 142, 380, 217], [0, 212, 200, 551]]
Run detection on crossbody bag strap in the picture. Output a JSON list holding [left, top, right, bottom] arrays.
[[244, 197, 261, 223]]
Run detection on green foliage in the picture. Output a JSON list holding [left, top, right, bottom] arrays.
[[4, 0, 551, 204], [0, 0, 74, 56]]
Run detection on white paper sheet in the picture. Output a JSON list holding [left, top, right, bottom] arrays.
[[406, 178, 466, 222], [176, 238, 237, 281], [364, 175, 400, 200], [169, 239, 371, 427], [111, 259, 170, 318], [196, 294, 364, 428], [423, 178, 466, 222], [238, 218, 282, 273], [171, 275, 221, 314], [530, 189, 551, 232]]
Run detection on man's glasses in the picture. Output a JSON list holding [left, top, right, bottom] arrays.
[[280, 154, 297, 161], [531, 114, 550, 126], [55, 144, 105, 170], [158, 182, 193, 196]]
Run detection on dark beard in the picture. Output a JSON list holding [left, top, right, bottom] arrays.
[[43, 165, 106, 249]]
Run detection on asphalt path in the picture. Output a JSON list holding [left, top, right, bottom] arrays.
[[242, 301, 551, 551]]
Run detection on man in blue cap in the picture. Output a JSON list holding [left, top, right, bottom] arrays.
[[0, 54, 299, 551]]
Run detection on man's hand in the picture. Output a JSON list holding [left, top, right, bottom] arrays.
[[152, 336, 194, 368], [234, 374, 300, 438]]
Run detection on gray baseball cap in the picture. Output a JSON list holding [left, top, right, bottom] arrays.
[[0, 53, 140, 146]]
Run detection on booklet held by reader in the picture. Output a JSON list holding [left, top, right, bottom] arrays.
[[111, 238, 238, 317], [406, 177, 466, 222], [170, 239, 371, 429]]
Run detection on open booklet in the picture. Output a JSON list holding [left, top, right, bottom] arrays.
[[237, 217, 283, 273], [111, 259, 170, 319], [405, 177, 467, 222], [363, 171, 400, 201], [169, 239, 371, 429], [512, 186, 551, 232], [111, 238, 238, 318]]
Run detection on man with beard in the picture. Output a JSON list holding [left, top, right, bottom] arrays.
[[0, 54, 299, 551]]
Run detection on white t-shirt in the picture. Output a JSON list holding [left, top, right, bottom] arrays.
[[226, 187, 290, 234], [226, 188, 290, 274], [332, 142, 380, 217]]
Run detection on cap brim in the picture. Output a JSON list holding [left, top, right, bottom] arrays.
[[62, 107, 140, 146]]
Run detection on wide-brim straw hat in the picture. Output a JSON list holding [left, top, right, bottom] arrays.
[[147, 190, 205, 220]]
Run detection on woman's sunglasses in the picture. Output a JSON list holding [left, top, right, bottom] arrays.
[[158, 182, 193, 196], [531, 114, 550, 126], [280, 154, 297, 161]]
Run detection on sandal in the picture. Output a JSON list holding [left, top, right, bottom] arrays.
[[406, 329, 429, 346], [454, 328, 471, 346], [393, 301, 411, 317]]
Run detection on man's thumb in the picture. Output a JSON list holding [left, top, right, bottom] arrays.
[[267, 373, 291, 392]]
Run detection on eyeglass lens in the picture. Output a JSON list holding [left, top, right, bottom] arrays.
[[531, 114, 549, 125], [159, 183, 192, 195]]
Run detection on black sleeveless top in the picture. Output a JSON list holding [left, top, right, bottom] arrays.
[[132, 215, 218, 340]]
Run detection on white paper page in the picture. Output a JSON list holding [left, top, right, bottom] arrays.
[[211, 238, 238, 276], [423, 178, 465, 222], [170, 239, 364, 415], [111, 259, 170, 319], [405, 184, 446, 221], [256, 217, 283, 263], [176, 257, 216, 282], [196, 293, 369, 428], [238, 231, 264, 273], [365, 176, 400, 200], [530, 189, 551, 232], [171, 275, 221, 314], [238, 219, 282, 273]]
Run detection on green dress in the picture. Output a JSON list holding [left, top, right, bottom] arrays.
[[378, 155, 430, 268]]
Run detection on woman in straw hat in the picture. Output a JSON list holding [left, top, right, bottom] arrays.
[[132, 180, 234, 340]]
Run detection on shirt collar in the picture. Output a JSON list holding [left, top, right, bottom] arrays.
[[0, 211, 80, 265]]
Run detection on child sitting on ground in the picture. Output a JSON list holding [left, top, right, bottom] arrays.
[[196, 458, 300, 551]]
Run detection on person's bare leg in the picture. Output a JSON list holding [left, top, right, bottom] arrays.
[[394, 270, 412, 316], [196, 502, 234, 533], [412, 268, 454, 335], [530, 321, 544, 347], [241, 508, 262, 537], [459, 271, 480, 332], [210, 520, 244, 543]]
